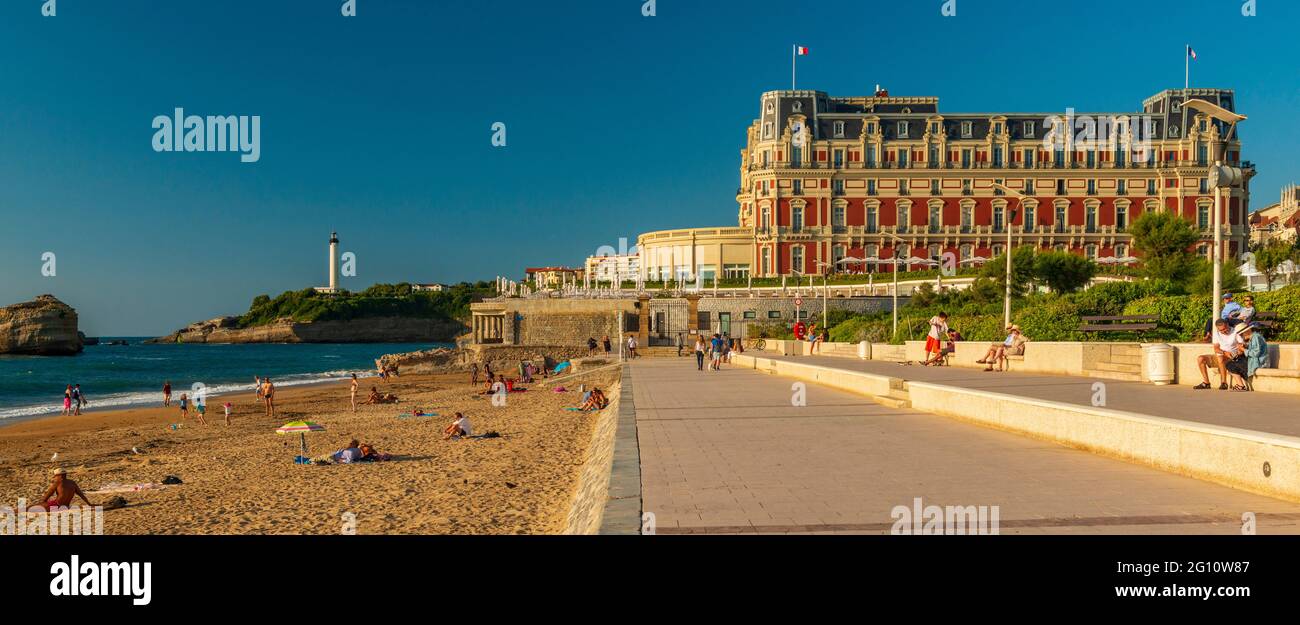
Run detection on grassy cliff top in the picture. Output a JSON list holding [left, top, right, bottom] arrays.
[[236, 282, 494, 328]]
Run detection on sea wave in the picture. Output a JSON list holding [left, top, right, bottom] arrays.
[[0, 369, 374, 421]]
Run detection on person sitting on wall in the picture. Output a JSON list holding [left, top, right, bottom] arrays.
[[1195, 319, 1243, 390], [924, 328, 962, 366], [976, 325, 1015, 367], [1225, 323, 1267, 391]]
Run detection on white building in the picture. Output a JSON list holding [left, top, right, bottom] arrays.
[[584, 253, 640, 287]]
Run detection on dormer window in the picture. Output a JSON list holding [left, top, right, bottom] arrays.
[[792, 101, 803, 113], [1171, 101, 1182, 113], [901, 107, 912, 114], [929, 122, 940, 134], [1169, 126, 1180, 138], [833, 121, 845, 138], [994, 122, 1003, 134], [866, 122, 877, 134], [763, 122, 774, 139], [1023, 121, 1035, 138], [961, 121, 973, 138], [898, 121, 909, 138]]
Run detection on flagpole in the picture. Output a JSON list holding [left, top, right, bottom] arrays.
[[792, 45, 796, 90], [1185, 45, 1189, 90]]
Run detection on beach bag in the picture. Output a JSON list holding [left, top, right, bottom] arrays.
[[161, 475, 183, 485], [481, 431, 501, 439]]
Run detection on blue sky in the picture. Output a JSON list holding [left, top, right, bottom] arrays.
[[1, 0, 1296, 335]]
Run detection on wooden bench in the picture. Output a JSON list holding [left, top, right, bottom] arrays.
[[1079, 315, 1158, 337], [1254, 311, 1279, 334]]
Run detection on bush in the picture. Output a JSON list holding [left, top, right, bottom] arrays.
[[1122, 295, 1210, 341], [236, 282, 493, 328], [748, 321, 793, 340]]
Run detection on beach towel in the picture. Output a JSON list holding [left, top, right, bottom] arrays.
[[397, 412, 439, 418], [553, 362, 571, 373], [553, 387, 567, 393]]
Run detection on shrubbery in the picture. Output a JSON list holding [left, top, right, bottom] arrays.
[[236, 282, 493, 328]]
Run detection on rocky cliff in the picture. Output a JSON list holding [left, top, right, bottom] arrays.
[[0, 295, 84, 355], [146, 316, 466, 344]]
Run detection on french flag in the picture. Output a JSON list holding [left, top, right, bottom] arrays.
[[1187, 45, 1197, 60], [796, 46, 809, 56]]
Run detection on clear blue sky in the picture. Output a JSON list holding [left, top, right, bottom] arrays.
[[1, 0, 1296, 335]]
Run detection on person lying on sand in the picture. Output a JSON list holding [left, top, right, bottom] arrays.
[[443, 412, 473, 439], [29, 468, 94, 512], [364, 387, 399, 404]]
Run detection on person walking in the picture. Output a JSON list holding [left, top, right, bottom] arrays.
[[263, 377, 276, 418], [627, 335, 639, 359], [676, 332, 684, 357], [602, 335, 612, 354], [162, 380, 172, 407], [350, 373, 360, 413], [61, 385, 72, 416], [694, 334, 707, 371]]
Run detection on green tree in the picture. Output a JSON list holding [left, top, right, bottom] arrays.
[[1251, 240, 1294, 291], [1032, 251, 1097, 294], [979, 246, 1037, 298], [1128, 212, 1200, 282], [1187, 259, 1247, 297]]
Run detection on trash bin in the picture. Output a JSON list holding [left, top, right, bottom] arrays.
[[858, 341, 871, 360], [1143, 343, 1175, 385]]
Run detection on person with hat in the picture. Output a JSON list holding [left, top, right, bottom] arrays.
[[1195, 318, 1243, 390], [28, 468, 94, 512], [977, 324, 1026, 371], [1220, 292, 1243, 324], [1226, 323, 1268, 391]]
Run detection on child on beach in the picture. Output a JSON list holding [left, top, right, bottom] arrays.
[[163, 380, 172, 407], [223, 402, 233, 425], [195, 396, 208, 425], [61, 385, 72, 416], [179, 393, 189, 421]]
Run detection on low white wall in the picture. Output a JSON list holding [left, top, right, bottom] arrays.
[[908, 381, 1300, 503], [732, 354, 898, 397]]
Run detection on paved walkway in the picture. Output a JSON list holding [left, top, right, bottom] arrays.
[[630, 358, 1300, 534], [758, 353, 1300, 438]]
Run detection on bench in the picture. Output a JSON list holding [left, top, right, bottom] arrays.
[[1254, 311, 1279, 334], [1079, 315, 1158, 337]]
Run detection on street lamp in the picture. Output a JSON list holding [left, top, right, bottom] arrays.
[[880, 232, 906, 336], [990, 182, 1026, 328], [814, 260, 834, 330], [1183, 99, 1247, 322]]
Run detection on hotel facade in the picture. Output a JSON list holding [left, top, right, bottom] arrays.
[[638, 87, 1253, 281]]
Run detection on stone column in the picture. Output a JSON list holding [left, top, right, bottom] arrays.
[[637, 295, 651, 348], [686, 294, 701, 337]]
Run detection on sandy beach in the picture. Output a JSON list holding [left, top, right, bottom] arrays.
[[0, 370, 619, 534]]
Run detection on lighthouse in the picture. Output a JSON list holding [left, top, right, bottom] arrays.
[[328, 231, 339, 293]]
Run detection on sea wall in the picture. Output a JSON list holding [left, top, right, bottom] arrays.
[[0, 295, 83, 356], [563, 368, 641, 535]]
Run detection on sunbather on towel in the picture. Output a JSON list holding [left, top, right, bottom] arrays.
[[333, 439, 364, 463], [578, 388, 608, 412], [365, 387, 399, 404]]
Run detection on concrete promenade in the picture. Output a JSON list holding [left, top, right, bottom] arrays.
[[762, 353, 1300, 438], [629, 358, 1300, 534]]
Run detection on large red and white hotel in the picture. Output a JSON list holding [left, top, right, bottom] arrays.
[[636, 87, 1253, 281]]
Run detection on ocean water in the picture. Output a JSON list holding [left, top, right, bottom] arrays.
[[0, 339, 452, 421]]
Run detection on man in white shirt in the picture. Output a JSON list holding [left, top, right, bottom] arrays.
[[1196, 319, 1243, 390], [443, 412, 473, 439]]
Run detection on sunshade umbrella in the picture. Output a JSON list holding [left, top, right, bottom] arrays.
[[959, 257, 989, 265], [276, 420, 326, 459]]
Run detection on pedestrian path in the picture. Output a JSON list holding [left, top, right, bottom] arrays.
[[629, 359, 1300, 534], [761, 353, 1300, 438]]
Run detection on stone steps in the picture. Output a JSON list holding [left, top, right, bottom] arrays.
[[873, 384, 912, 409], [1091, 361, 1142, 374]]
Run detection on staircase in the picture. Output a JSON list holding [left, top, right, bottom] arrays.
[[872, 344, 908, 363], [819, 342, 861, 358], [872, 379, 912, 409], [1081, 344, 1144, 382]]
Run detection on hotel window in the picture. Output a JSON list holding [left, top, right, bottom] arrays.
[[1085, 205, 1097, 233], [866, 244, 879, 271], [791, 246, 805, 273], [1054, 149, 1065, 168], [960, 244, 973, 262], [766, 101, 774, 114], [1169, 126, 1180, 139], [743, 310, 757, 319], [1086, 150, 1096, 168], [767, 310, 781, 319], [897, 206, 910, 233], [1114, 149, 1125, 168], [761, 248, 771, 275], [928, 205, 941, 233], [761, 206, 772, 229], [1199, 178, 1209, 194], [1197, 143, 1208, 166], [929, 122, 939, 134], [1117, 180, 1127, 195], [1024, 121, 1035, 138], [1115, 244, 1128, 258], [993, 179, 1005, 196], [928, 244, 941, 261], [1054, 243, 1067, 253], [961, 121, 973, 138], [898, 150, 910, 168], [898, 121, 910, 138], [1087, 179, 1096, 195], [991, 244, 1006, 257], [867, 179, 877, 196], [1025, 179, 1035, 194], [930, 179, 940, 195], [1116, 205, 1128, 230], [792, 206, 804, 231], [1056, 179, 1066, 195], [833, 121, 845, 138], [929, 144, 940, 167], [761, 151, 770, 167], [866, 205, 878, 233], [1085, 244, 1098, 259], [1147, 179, 1156, 195], [961, 149, 972, 168], [960, 206, 973, 233], [866, 122, 877, 135], [763, 122, 774, 139], [994, 122, 1004, 134], [833, 245, 846, 267], [833, 205, 846, 228], [1198, 204, 1210, 230], [899, 177, 910, 195], [1055, 204, 1067, 232], [833, 179, 845, 196], [1023, 205, 1036, 231], [962, 179, 973, 195], [1024, 149, 1035, 168], [833, 149, 844, 168], [993, 206, 1005, 233], [793, 179, 803, 195], [993, 147, 1004, 168], [866, 147, 877, 168], [791, 146, 802, 167], [724, 264, 749, 280]]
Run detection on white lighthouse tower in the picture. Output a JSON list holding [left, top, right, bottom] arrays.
[[328, 231, 339, 293]]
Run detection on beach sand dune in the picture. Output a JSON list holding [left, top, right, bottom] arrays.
[[0, 371, 618, 534]]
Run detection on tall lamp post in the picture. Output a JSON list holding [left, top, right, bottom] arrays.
[[1183, 99, 1247, 321], [880, 232, 906, 336], [814, 260, 834, 330], [990, 183, 1026, 328]]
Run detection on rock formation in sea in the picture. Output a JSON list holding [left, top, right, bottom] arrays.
[[0, 295, 84, 355], [146, 316, 466, 344]]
